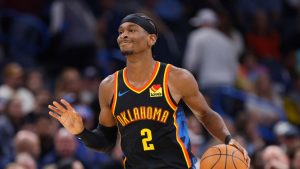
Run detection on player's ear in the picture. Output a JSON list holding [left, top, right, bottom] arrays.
[[148, 34, 157, 46]]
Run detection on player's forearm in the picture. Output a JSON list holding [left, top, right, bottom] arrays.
[[201, 110, 231, 144], [76, 125, 118, 152]]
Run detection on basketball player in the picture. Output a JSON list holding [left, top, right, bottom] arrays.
[[48, 13, 250, 169]]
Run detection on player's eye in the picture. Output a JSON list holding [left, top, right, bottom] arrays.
[[129, 29, 136, 32]]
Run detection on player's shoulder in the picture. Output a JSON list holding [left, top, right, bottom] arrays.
[[167, 64, 194, 81], [98, 72, 120, 102], [99, 72, 118, 90], [167, 64, 199, 96]]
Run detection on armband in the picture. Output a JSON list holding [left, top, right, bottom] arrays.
[[224, 135, 232, 145], [76, 125, 118, 152]]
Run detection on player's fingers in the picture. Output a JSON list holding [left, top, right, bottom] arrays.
[[238, 146, 249, 163], [243, 150, 250, 168], [247, 157, 251, 169], [229, 141, 240, 151], [240, 148, 250, 168], [48, 105, 63, 115], [49, 111, 60, 120], [53, 101, 66, 111], [60, 99, 74, 111], [240, 147, 249, 163], [230, 140, 250, 168], [228, 144, 250, 169]]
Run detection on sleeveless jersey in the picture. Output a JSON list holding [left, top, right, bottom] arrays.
[[111, 62, 197, 169]]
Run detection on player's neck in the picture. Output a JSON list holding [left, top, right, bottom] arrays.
[[125, 56, 156, 86], [125, 49, 154, 72]]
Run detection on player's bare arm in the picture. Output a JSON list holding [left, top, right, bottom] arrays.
[[167, 66, 230, 141], [98, 74, 117, 127], [168, 65, 250, 167]]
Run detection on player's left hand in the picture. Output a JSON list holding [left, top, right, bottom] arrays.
[[229, 139, 251, 168]]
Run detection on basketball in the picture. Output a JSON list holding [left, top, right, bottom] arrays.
[[200, 144, 248, 169]]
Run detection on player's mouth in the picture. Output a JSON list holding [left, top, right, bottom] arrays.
[[120, 41, 133, 46], [120, 39, 132, 44]]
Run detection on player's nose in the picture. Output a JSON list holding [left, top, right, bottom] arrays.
[[119, 31, 129, 39]]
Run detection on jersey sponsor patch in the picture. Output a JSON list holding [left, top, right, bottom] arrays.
[[150, 84, 163, 97]]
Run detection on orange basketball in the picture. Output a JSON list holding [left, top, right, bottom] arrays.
[[200, 144, 248, 169]]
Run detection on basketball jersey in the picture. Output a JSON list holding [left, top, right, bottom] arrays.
[[111, 61, 197, 169]]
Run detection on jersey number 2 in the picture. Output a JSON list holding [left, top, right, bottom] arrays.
[[141, 128, 155, 151]]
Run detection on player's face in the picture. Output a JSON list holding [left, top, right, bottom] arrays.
[[117, 22, 153, 56]]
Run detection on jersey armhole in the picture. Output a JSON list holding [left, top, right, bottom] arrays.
[[111, 71, 118, 115], [163, 64, 177, 111]]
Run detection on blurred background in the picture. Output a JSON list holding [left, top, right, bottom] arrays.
[[0, 0, 300, 169]]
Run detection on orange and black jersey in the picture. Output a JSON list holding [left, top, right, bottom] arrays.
[[111, 61, 197, 169]]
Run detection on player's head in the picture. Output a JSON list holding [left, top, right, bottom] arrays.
[[117, 13, 158, 56]]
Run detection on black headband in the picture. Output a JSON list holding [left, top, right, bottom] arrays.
[[121, 13, 158, 36]]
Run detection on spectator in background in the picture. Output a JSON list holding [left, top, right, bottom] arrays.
[[55, 68, 82, 101], [245, 72, 284, 143], [245, 9, 285, 89], [236, 50, 267, 92], [80, 66, 101, 106], [42, 158, 85, 169], [41, 128, 111, 169], [235, 113, 266, 157], [34, 114, 59, 158], [0, 63, 35, 114], [5, 163, 25, 169], [184, 8, 239, 90], [26, 89, 52, 116], [0, 97, 26, 168], [274, 49, 296, 94], [23, 69, 53, 131], [235, 0, 282, 32], [81, 66, 103, 129], [14, 130, 41, 161], [284, 75, 300, 126], [46, 0, 97, 77], [55, 68, 95, 129], [40, 128, 79, 168], [262, 145, 290, 169], [25, 69, 47, 96], [183, 8, 239, 115], [250, 147, 264, 169], [15, 153, 37, 169], [245, 10, 281, 61], [274, 121, 300, 155], [218, 9, 245, 56], [6, 132, 40, 169], [246, 72, 284, 119]]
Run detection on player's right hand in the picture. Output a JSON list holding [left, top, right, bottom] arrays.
[[229, 139, 251, 168], [48, 99, 84, 135]]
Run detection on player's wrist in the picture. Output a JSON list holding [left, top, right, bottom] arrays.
[[75, 128, 88, 138], [224, 135, 232, 145]]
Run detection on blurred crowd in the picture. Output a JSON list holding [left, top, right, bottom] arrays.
[[0, 0, 300, 169]]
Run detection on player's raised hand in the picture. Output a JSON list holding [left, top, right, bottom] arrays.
[[48, 99, 84, 135], [229, 139, 251, 168]]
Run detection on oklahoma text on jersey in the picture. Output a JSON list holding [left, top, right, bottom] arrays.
[[115, 106, 170, 126]]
